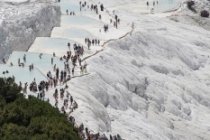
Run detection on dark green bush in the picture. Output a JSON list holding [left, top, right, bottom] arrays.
[[0, 77, 81, 140]]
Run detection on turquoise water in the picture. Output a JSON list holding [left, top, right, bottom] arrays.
[[6, 51, 68, 74], [29, 38, 79, 57], [153, 0, 181, 12], [59, 2, 93, 15], [0, 65, 46, 84], [61, 16, 103, 26], [119, 0, 181, 13], [64, 28, 93, 38], [35, 38, 76, 48]]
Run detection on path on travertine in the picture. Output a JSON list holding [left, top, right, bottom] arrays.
[[1, 0, 133, 133]]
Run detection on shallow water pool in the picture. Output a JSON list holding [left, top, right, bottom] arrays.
[[118, 0, 181, 14], [59, 2, 93, 15], [0, 65, 46, 84], [153, 0, 181, 12], [61, 16, 103, 26], [29, 38, 79, 57], [34, 38, 76, 48], [6, 51, 68, 74], [64, 28, 94, 38]]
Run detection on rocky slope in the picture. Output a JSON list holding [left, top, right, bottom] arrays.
[[0, 1, 61, 62]]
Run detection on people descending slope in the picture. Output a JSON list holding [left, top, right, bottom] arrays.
[[1, 2, 125, 139]]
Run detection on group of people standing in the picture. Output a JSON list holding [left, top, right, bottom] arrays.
[[66, 10, 75, 16], [78, 123, 123, 140], [147, 1, 159, 6], [1, 1, 125, 139], [85, 38, 100, 50]]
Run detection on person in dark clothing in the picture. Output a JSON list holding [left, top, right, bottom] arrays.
[[68, 42, 71, 50], [56, 68, 59, 79], [70, 96, 73, 105], [100, 4, 104, 11], [64, 71, 67, 81], [72, 68, 74, 77], [115, 15, 118, 21], [110, 135, 113, 140], [23, 54, 26, 62], [2, 58, 6, 64]]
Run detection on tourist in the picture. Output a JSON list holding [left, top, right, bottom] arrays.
[[72, 68, 74, 77], [64, 70, 67, 81], [80, 66, 83, 74], [95, 39, 97, 45], [23, 54, 26, 62], [19, 81, 22, 88], [78, 57, 82, 66], [2, 58, 6, 64], [51, 58, 53, 65], [68, 42, 70, 50], [39, 53, 42, 59], [110, 135, 113, 140], [29, 65, 32, 71], [115, 15, 118, 21], [56, 68, 59, 79], [70, 96, 73, 105], [31, 64, 34, 70], [88, 40, 91, 50], [100, 4, 104, 11]]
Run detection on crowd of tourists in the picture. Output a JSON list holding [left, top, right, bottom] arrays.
[[77, 123, 123, 140], [1, 1, 125, 139]]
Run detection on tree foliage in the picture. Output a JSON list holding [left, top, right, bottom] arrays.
[[0, 78, 81, 140]]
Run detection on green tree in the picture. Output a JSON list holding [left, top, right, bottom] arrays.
[[0, 77, 21, 103], [0, 77, 81, 140]]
